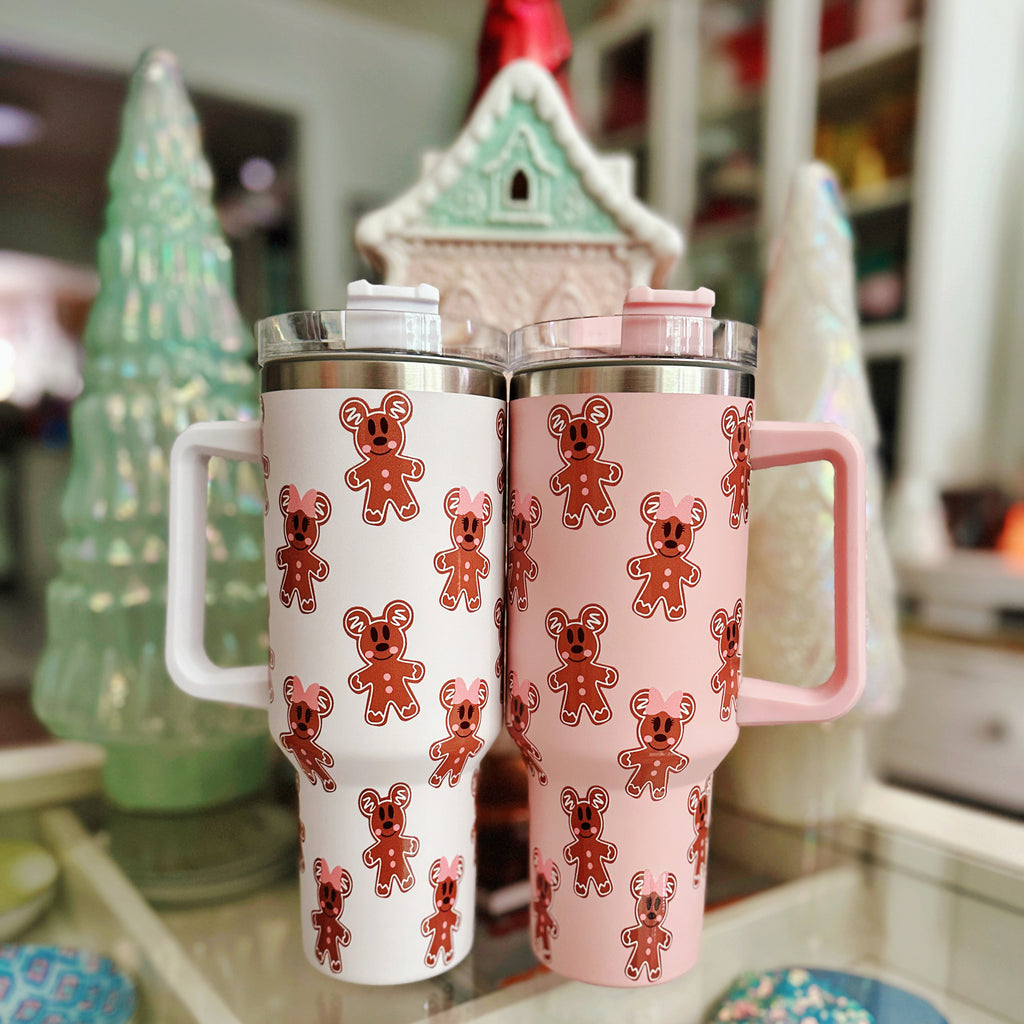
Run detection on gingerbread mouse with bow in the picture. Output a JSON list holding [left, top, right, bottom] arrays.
[[627, 491, 706, 621], [434, 487, 491, 612], [279, 676, 336, 792], [621, 870, 676, 982], [617, 687, 695, 800], [276, 485, 331, 613]]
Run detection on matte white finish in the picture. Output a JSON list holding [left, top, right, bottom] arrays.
[[165, 420, 267, 709]]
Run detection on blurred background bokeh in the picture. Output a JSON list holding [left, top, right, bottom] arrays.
[[0, 0, 1021, 818]]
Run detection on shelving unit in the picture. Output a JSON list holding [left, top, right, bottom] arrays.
[[575, 0, 1024, 506], [818, 18, 922, 90]]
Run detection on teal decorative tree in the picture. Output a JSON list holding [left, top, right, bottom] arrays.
[[32, 48, 268, 810]]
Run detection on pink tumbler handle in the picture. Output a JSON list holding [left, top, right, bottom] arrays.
[[737, 421, 866, 726]]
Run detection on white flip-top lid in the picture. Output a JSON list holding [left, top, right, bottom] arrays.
[[344, 280, 442, 353], [256, 281, 506, 367]]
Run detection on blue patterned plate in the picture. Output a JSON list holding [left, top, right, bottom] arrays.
[[0, 945, 135, 1024]]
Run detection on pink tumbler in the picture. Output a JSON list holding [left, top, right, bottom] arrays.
[[506, 287, 866, 987]]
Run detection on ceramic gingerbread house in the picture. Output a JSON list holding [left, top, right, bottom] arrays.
[[356, 58, 683, 332]]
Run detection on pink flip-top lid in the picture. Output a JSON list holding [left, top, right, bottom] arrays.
[[508, 286, 756, 371]]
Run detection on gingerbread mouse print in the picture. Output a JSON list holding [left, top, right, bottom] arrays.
[[339, 390, 424, 524], [493, 598, 504, 681], [627, 491, 706, 620], [359, 783, 419, 896], [687, 781, 711, 886], [506, 671, 547, 785], [429, 677, 489, 788], [276, 485, 331, 613], [507, 490, 541, 612], [311, 859, 352, 974], [561, 785, 617, 896], [434, 488, 491, 612], [344, 600, 424, 725], [548, 395, 622, 528], [260, 394, 270, 516], [617, 687, 695, 800], [421, 855, 464, 968], [496, 407, 506, 511], [531, 848, 560, 963], [721, 402, 754, 528], [279, 676, 336, 792], [621, 870, 676, 983], [546, 605, 618, 726], [709, 600, 743, 721]]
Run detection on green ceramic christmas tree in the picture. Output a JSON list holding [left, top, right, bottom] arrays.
[[33, 48, 268, 810]]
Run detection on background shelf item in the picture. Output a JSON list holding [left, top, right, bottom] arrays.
[[846, 175, 912, 217], [818, 18, 922, 92]]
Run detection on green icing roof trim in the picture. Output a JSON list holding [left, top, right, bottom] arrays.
[[425, 101, 621, 235]]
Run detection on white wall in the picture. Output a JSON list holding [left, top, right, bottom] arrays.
[[0, 0, 468, 308]]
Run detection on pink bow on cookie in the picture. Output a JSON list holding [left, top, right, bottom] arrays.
[[450, 677, 484, 705], [455, 488, 488, 517], [643, 870, 670, 897], [437, 856, 462, 882], [509, 672, 531, 704], [290, 676, 322, 708], [512, 490, 534, 518], [658, 491, 694, 521], [286, 485, 319, 517], [320, 862, 347, 889], [645, 687, 685, 717]]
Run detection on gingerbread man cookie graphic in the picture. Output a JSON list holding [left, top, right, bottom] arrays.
[[344, 600, 425, 725], [617, 687, 695, 800], [687, 780, 711, 887], [421, 856, 464, 968], [709, 600, 743, 721], [506, 671, 547, 785], [339, 390, 424, 524], [359, 783, 419, 896], [496, 407, 506, 507], [621, 870, 676, 983], [311, 859, 352, 973], [721, 402, 754, 529], [507, 490, 541, 612], [276, 485, 331, 612], [279, 676, 336, 792], [531, 848, 560, 963], [561, 785, 617, 897], [546, 605, 618, 726], [429, 677, 489, 788], [434, 488, 492, 612], [627, 491, 706, 620], [547, 396, 622, 528]]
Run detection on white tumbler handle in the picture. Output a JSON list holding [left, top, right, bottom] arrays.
[[165, 420, 267, 709]]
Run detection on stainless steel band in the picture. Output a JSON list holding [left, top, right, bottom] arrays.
[[262, 356, 506, 398], [509, 362, 755, 400]]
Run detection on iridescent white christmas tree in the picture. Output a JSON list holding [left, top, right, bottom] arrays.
[[32, 49, 268, 810], [716, 162, 904, 824]]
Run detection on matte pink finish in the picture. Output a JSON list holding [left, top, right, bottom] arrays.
[[506, 391, 865, 987]]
